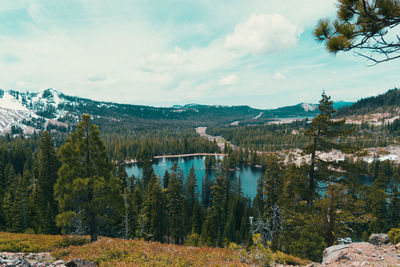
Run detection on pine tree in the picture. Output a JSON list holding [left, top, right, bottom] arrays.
[[150, 181, 166, 242], [37, 131, 59, 234], [54, 114, 123, 242], [389, 169, 400, 228], [163, 170, 170, 189], [368, 172, 389, 233], [262, 155, 284, 213], [184, 165, 197, 234], [303, 92, 353, 206], [191, 197, 202, 234], [167, 171, 184, 244], [201, 171, 212, 208]]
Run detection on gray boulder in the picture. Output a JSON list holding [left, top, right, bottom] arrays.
[[322, 244, 351, 264], [368, 233, 390, 245], [65, 259, 97, 267]]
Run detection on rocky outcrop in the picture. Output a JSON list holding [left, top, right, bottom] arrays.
[[322, 244, 351, 264], [321, 242, 400, 266], [368, 233, 390, 245], [0, 253, 97, 267], [65, 259, 97, 267]]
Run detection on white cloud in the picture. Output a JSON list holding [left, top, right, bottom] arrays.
[[219, 74, 239, 85], [141, 46, 189, 74], [225, 14, 303, 55], [274, 72, 286, 80]]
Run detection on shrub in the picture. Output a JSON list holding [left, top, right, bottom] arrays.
[[56, 236, 90, 248], [388, 228, 400, 244], [274, 251, 309, 266], [184, 233, 201, 247]]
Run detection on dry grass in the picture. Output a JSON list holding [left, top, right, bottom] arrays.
[[0, 232, 89, 253], [0, 232, 308, 266], [52, 238, 250, 267]]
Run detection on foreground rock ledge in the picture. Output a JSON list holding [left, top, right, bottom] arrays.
[[322, 242, 400, 266], [0, 252, 97, 267]]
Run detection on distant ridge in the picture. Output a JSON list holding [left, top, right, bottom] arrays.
[[336, 88, 400, 116], [0, 88, 352, 135]]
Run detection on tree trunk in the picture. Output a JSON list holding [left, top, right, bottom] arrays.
[[308, 136, 317, 206]]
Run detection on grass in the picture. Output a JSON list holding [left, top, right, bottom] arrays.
[[0, 232, 309, 266], [0, 232, 90, 253], [51, 238, 250, 267]]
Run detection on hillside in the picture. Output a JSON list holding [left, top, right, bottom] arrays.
[[337, 88, 400, 117], [334, 88, 400, 125], [0, 88, 332, 136], [0, 232, 308, 267]]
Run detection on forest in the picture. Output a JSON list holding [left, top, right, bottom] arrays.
[[0, 93, 399, 263]]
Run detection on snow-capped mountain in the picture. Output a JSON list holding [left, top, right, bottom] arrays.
[[0, 88, 351, 136], [0, 89, 71, 135], [301, 103, 318, 112]]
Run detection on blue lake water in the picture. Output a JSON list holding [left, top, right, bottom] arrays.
[[125, 156, 264, 199]]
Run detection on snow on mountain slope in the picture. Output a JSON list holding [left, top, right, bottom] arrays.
[[0, 92, 30, 112], [0, 89, 71, 135], [301, 103, 318, 112]]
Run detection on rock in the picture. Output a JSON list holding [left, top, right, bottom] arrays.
[[322, 244, 351, 264], [65, 259, 97, 267], [368, 233, 389, 245], [395, 243, 400, 250]]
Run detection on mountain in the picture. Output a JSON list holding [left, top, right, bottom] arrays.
[[336, 88, 400, 117], [0, 88, 349, 135], [333, 101, 354, 110]]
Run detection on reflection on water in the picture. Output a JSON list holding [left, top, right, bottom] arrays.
[[125, 156, 264, 199]]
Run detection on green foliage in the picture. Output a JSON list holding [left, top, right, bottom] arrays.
[[289, 226, 326, 262], [55, 235, 90, 248], [388, 228, 400, 244], [185, 233, 201, 247], [54, 114, 123, 241], [0, 232, 88, 253], [314, 0, 400, 63]]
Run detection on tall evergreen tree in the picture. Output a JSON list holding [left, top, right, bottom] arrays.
[[54, 114, 123, 242], [304, 92, 353, 206], [37, 131, 59, 234], [150, 181, 166, 242], [167, 171, 184, 244]]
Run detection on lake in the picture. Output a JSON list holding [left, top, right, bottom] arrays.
[[125, 156, 264, 199]]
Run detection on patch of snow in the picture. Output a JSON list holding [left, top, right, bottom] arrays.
[[0, 92, 30, 112], [230, 121, 239, 126], [301, 102, 317, 112], [253, 112, 263, 119], [172, 109, 185, 113]]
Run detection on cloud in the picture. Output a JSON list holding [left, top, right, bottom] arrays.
[[274, 72, 286, 80], [219, 74, 239, 85], [88, 74, 106, 82], [225, 14, 302, 55], [141, 46, 189, 74]]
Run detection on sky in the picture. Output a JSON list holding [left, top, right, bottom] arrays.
[[0, 0, 398, 109]]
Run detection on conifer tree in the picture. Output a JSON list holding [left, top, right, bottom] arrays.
[[262, 155, 284, 213], [201, 172, 212, 208], [54, 114, 123, 242], [184, 165, 197, 233], [167, 170, 184, 244], [37, 131, 59, 234], [191, 197, 203, 234], [368, 171, 389, 232], [304, 92, 353, 206], [163, 170, 170, 189], [389, 169, 400, 228], [150, 181, 166, 242]]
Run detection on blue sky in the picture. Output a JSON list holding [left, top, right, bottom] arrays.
[[0, 0, 398, 108]]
